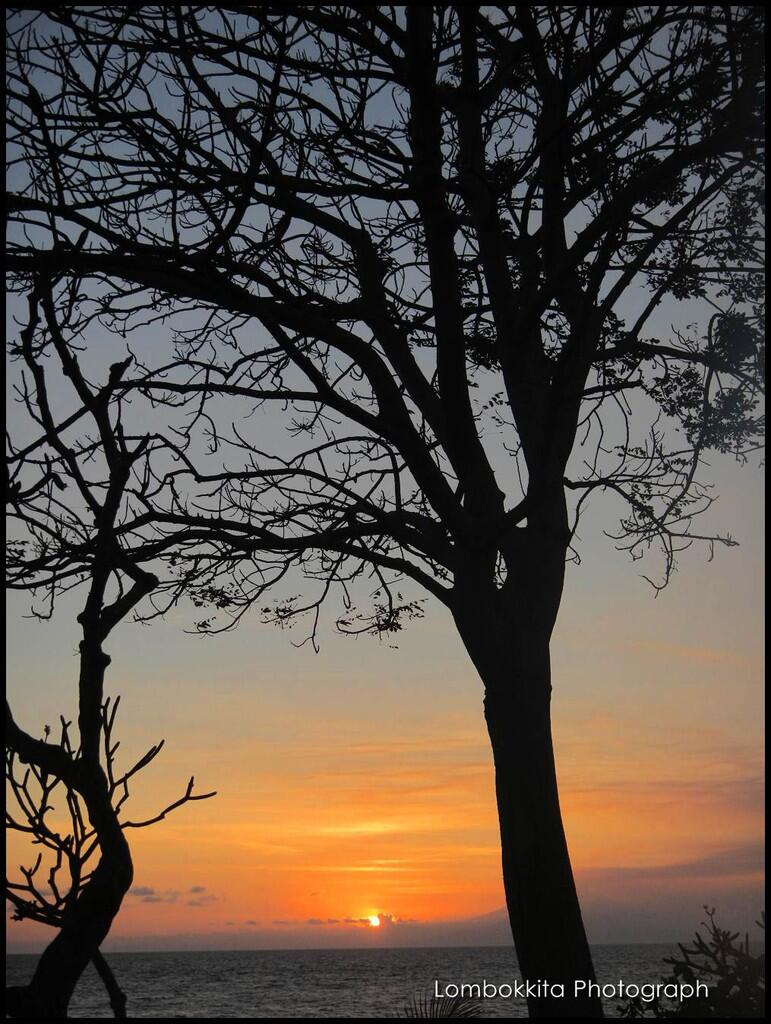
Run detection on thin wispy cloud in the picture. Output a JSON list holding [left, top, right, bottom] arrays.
[[580, 841, 765, 883]]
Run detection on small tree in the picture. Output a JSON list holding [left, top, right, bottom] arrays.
[[6, 698, 211, 1019], [6, 7, 764, 1017], [6, 284, 214, 1017]]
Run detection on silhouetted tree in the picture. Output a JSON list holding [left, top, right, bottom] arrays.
[[6, 284, 215, 1018], [6, 7, 764, 1017], [6, 697, 211, 1019]]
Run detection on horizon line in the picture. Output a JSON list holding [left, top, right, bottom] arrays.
[[6, 939, 691, 957]]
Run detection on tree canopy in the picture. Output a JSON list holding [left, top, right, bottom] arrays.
[[7, 6, 763, 636]]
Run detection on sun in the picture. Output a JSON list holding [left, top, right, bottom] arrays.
[[368, 914, 381, 928]]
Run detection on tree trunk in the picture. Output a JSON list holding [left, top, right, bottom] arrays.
[[6, 640, 133, 1019], [5, 779, 133, 1019], [452, 523, 603, 1017], [92, 951, 128, 1020], [483, 656, 602, 1017]]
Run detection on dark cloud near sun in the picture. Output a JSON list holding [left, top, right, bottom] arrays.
[[272, 913, 402, 928]]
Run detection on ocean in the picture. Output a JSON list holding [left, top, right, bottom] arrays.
[[6, 944, 681, 1018]]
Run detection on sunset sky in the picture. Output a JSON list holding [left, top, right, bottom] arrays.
[[6, 446, 764, 952], [4, 9, 764, 955]]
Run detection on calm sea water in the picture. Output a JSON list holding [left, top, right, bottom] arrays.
[[6, 944, 679, 1018]]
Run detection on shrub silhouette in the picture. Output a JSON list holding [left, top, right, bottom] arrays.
[[619, 907, 765, 1018]]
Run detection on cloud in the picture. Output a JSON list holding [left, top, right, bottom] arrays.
[[580, 840, 765, 885], [318, 820, 402, 836], [187, 895, 218, 907], [186, 886, 218, 907], [272, 914, 402, 928], [129, 883, 217, 907], [128, 886, 180, 904]]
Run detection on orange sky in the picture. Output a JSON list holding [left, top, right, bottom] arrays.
[[6, 458, 764, 952]]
